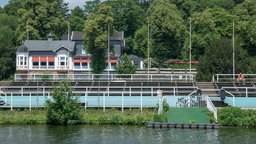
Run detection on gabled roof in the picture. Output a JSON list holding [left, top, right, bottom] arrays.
[[71, 31, 84, 40], [17, 40, 75, 53]]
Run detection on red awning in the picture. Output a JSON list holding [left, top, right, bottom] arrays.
[[169, 61, 198, 65], [40, 56, 47, 62], [74, 58, 80, 63], [48, 56, 54, 62], [32, 56, 39, 62], [106, 59, 117, 63], [110, 59, 118, 63], [82, 58, 88, 63]]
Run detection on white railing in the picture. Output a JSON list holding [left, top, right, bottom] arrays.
[[221, 88, 235, 106], [206, 96, 217, 122], [15, 73, 195, 82], [0, 91, 166, 112], [0, 86, 198, 97], [213, 74, 256, 82], [221, 87, 256, 98], [136, 68, 197, 74]]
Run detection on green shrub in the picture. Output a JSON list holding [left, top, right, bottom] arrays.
[[45, 80, 83, 125], [153, 112, 167, 122], [218, 106, 256, 127]]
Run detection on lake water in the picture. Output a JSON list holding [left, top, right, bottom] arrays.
[[0, 125, 255, 144]]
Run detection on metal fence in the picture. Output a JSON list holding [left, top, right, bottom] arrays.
[[213, 74, 256, 82], [15, 73, 195, 82]]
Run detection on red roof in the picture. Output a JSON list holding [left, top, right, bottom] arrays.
[[169, 61, 198, 65]]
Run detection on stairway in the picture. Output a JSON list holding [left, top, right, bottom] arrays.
[[195, 82, 219, 96], [195, 82, 230, 107]]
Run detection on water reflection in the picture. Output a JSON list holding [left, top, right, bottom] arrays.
[[0, 125, 256, 144]]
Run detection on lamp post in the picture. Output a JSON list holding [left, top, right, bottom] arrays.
[[189, 20, 192, 73], [233, 20, 235, 79], [147, 20, 150, 76], [108, 23, 110, 81]]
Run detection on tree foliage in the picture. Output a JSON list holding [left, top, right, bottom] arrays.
[[234, 0, 256, 56], [188, 7, 237, 60], [147, 0, 186, 68], [133, 25, 148, 58], [46, 80, 83, 125], [84, 4, 114, 74], [106, 0, 145, 37], [115, 53, 137, 74], [16, 0, 68, 41], [68, 6, 86, 31], [0, 14, 17, 80], [196, 37, 256, 81]]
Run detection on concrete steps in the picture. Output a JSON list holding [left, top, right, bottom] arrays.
[[195, 82, 219, 96]]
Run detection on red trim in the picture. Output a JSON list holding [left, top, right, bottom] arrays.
[[106, 59, 117, 63], [169, 61, 198, 65], [74, 58, 80, 63], [81, 58, 88, 63], [32, 56, 39, 62], [40, 56, 47, 62], [110, 59, 118, 63], [48, 56, 54, 62]]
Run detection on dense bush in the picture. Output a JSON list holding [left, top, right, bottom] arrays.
[[218, 107, 256, 127], [45, 80, 83, 125]]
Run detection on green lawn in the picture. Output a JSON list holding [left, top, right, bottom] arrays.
[[167, 107, 210, 124]]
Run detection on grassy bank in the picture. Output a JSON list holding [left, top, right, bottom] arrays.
[[0, 108, 156, 125]]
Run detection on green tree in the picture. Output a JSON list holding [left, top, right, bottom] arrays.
[[234, 0, 256, 56], [3, 0, 22, 16], [188, 7, 236, 60], [84, 5, 114, 74], [84, 0, 101, 16], [0, 7, 3, 14], [115, 53, 137, 74], [133, 25, 148, 58], [105, 0, 145, 54], [46, 80, 83, 125], [171, 0, 236, 15], [106, 0, 145, 37], [147, 0, 186, 69], [196, 37, 256, 81], [16, 0, 68, 41], [68, 6, 86, 31], [133, 0, 153, 12], [0, 14, 17, 80]]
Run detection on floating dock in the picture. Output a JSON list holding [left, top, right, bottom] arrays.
[[146, 122, 220, 129]]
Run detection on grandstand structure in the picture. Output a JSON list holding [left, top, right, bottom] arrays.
[[1, 73, 256, 111]]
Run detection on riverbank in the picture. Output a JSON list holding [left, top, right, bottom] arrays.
[[0, 108, 156, 125]]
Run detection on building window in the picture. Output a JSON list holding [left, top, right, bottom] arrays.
[[74, 63, 80, 69], [41, 62, 47, 67], [111, 63, 116, 69], [49, 62, 54, 67], [81, 49, 86, 54], [17, 55, 28, 68], [82, 62, 88, 69], [33, 62, 39, 67], [20, 56, 23, 65], [48, 57, 55, 68], [24, 57, 27, 65], [59, 56, 67, 66]]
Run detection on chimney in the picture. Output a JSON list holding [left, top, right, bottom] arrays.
[[48, 33, 53, 41]]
